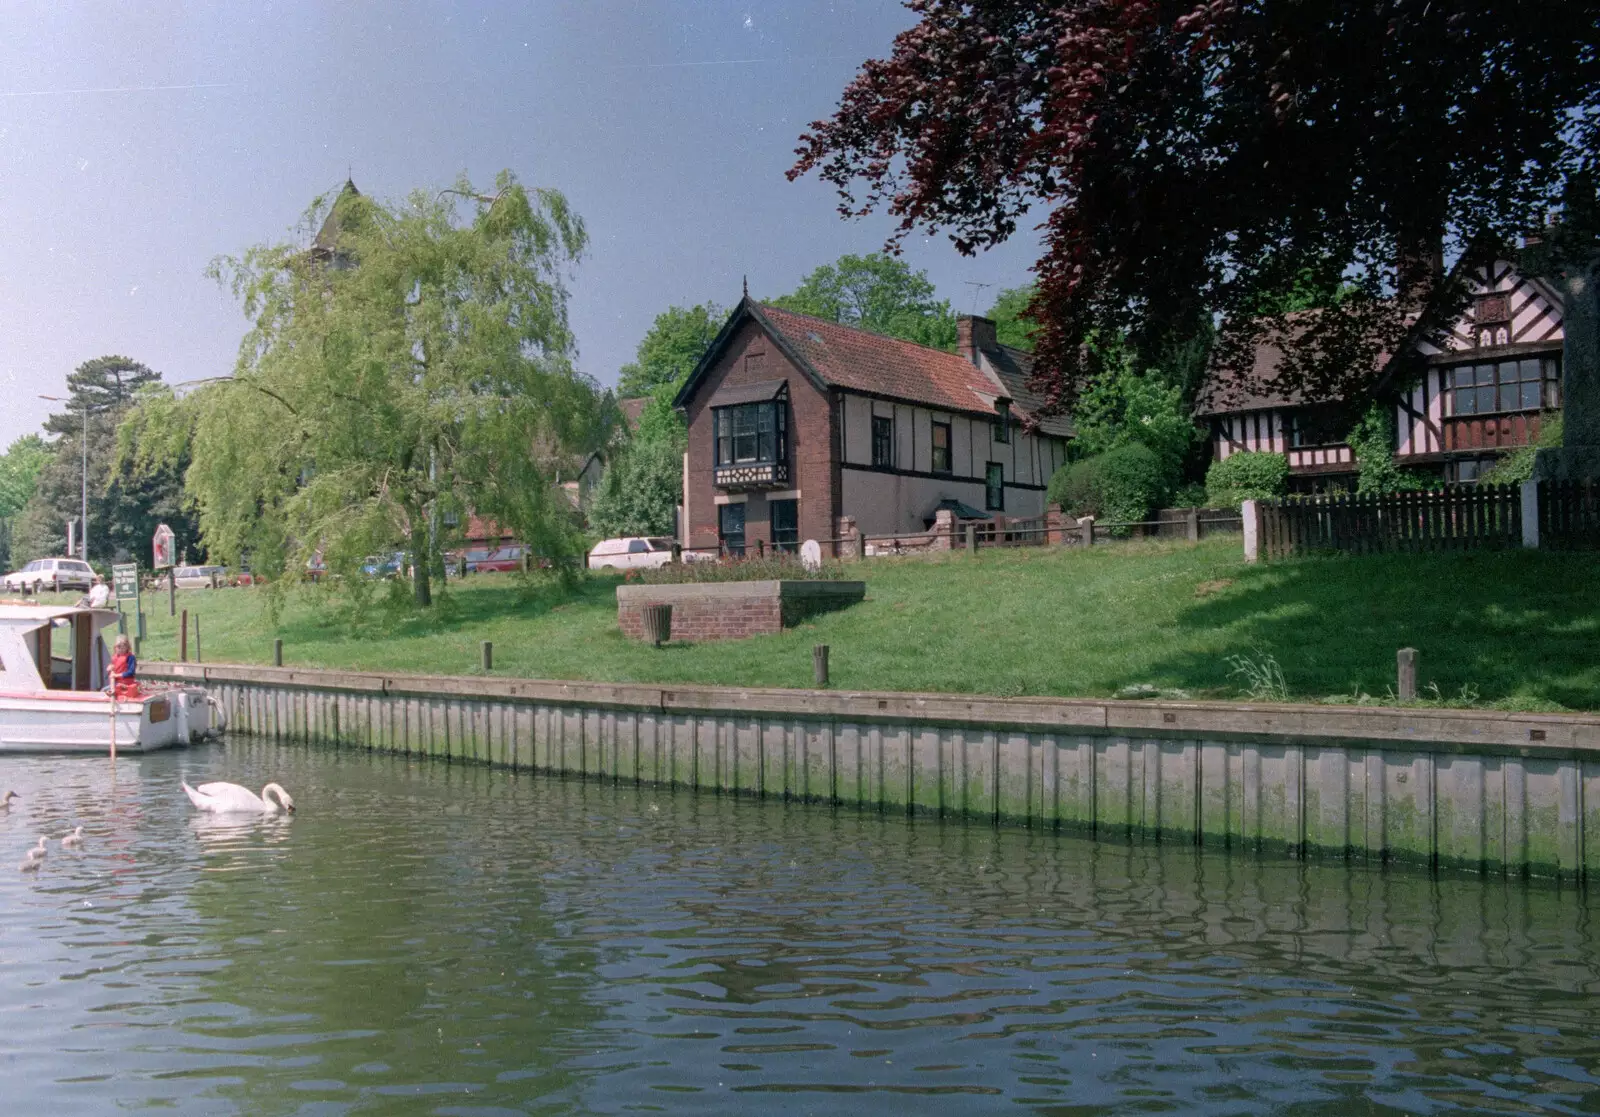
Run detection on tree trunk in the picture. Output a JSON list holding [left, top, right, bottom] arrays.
[[410, 523, 432, 607]]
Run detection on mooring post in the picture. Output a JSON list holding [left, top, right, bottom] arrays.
[[137, 610, 146, 641], [813, 644, 829, 687], [1397, 647, 1417, 702], [194, 614, 201, 663], [481, 640, 493, 672], [180, 609, 188, 663], [273, 638, 283, 667]]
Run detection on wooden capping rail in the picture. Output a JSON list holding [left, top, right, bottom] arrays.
[[143, 661, 1600, 757]]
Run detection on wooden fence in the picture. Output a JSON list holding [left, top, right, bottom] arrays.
[[1538, 480, 1600, 550], [1260, 485, 1524, 559]]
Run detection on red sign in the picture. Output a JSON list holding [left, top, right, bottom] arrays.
[[152, 524, 176, 569]]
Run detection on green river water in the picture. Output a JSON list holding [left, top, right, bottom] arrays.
[[1, 736, 1598, 1115]]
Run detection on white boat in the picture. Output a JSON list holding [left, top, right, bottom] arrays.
[[0, 603, 212, 753]]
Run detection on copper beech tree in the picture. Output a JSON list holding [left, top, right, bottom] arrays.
[[791, 0, 1600, 412]]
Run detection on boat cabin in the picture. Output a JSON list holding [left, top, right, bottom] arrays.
[[0, 605, 119, 695]]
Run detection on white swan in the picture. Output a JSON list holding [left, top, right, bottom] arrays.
[[60, 826, 84, 848], [182, 781, 295, 814], [19, 851, 40, 872]]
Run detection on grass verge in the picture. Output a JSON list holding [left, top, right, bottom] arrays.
[[73, 537, 1600, 712]]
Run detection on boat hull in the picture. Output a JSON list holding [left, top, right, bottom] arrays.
[[0, 688, 212, 754]]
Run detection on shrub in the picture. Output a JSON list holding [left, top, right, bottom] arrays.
[[1206, 451, 1289, 508], [1481, 413, 1562, 485], [1048, 443, 1170, 526], [1170, 482, 1209, 509]]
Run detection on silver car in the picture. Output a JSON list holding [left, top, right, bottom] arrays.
[[2, 557, 96, 593]]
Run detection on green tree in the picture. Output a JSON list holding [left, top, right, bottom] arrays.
[[616, 303, 723, 398], [0, 435, 52, 571], [187, 171, 594, 607], [986, 284, 1038, 351], [587, 437, 682, 539], [0, 435, 51, 519], [15, 356, 185, 567], [1068, 340, 1199, 481], [770, 253, 956, 350]]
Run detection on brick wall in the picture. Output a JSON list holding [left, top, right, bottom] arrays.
[[682, 314, 838, 553], [617, 580, 865, 643]]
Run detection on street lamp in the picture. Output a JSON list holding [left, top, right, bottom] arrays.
[[38, 394, 88, 562]]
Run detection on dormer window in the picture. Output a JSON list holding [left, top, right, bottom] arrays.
[[710, 379, 790, 489]]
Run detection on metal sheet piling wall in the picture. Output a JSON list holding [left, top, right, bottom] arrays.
[[145, 663, 1600, 880]]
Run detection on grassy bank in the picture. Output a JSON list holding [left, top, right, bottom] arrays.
[[88, 537, 1600, 711]]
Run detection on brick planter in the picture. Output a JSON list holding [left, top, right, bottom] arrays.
[[617, 580, 866, 643]]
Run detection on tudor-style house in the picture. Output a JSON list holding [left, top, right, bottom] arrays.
[[672, 298, 1073, 555], [1195, 258, 1565, 487]]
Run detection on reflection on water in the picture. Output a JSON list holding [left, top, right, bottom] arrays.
[[1, 738, 1598, 1115]]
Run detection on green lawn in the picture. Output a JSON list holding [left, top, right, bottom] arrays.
[[82, 538, 1600, 711]]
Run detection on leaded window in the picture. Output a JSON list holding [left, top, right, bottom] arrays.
[[1448, 357, 1560, 416], [714, 401, 787, 466]]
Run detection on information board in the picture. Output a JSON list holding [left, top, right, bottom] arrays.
[[112, 563, 140, 603]]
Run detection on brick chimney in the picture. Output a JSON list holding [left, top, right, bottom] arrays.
[[1397, 230, 1444, 310], [957, 314, 997, 366]]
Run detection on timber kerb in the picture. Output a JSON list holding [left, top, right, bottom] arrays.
[[145, 661, 1600, 756]]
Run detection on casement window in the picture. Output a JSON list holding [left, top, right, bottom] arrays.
[[1446, 456, 1501, 484], [718, 502, 746, 556], [931, 421, 952, 474], [985, 462, 1004, 511], [714, 400, 787, 467], [769, 499, 799, 552], [1447, 357, 1560, 417], [1289, 409, 1345, 448], [871, 415, 894, 468]]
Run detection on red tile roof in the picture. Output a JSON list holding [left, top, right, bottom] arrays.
[[750, 303, 1071, 437], [617, 396, 649, 430]]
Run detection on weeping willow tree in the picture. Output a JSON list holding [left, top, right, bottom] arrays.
[[144, 172, 599, 606]]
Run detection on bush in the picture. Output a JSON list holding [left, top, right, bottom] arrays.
[[1481, 413, 1562, 486], [1205, 451, 1289, 509], [1048, 443, 1170, 526]]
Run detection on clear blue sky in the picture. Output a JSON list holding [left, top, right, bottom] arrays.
[[0, 1, 1044, 448]]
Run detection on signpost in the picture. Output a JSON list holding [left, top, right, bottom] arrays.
[[153, 524, 176, 617], [112, 563, 139, 639]]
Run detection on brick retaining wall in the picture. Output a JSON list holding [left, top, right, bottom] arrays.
[[616, 580, 866, 642]]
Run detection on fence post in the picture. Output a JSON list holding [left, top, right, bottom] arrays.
[[1078, 516, 1095, 546], [1185, 508, 1200, 544], [964, 523, 976, 555], [1241, 500, 1261, 563], [671, 543, 682, 564], [813, 644, 829, 687], [273, 638, 283, 667], [481, 640, 493, 672], [194, 614, 201, 663], [179, 609, 188, 662], [1397, 647, 1418, 701], [1521, 479, 1540, 548]]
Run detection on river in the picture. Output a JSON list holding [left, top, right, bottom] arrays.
[[1, 737, 1598, 1115]]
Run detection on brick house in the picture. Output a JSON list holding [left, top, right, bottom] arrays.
[[672, 297, 1073, 555], [1195, 258, 1565, 488]]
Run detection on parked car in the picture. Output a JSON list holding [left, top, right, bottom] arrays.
[[464, 543, 527, 573], [2, 557, 96, 593], [362, 552, 408, 578], [170, 564, 230, 590], [587, 537, 678, 571]]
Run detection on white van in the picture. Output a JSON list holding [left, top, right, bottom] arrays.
[[587, 537, 677, 571]]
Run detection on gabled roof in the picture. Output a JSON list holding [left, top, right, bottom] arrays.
[[1194, 257, 1565, 418], [674, 298, 1072, 438]]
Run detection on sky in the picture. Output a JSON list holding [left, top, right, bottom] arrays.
[[0, 1, 1045, 449]]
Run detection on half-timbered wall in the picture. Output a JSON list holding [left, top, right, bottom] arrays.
[[838, 391, 1069, 535], [1212, 261, 1564, 479]]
